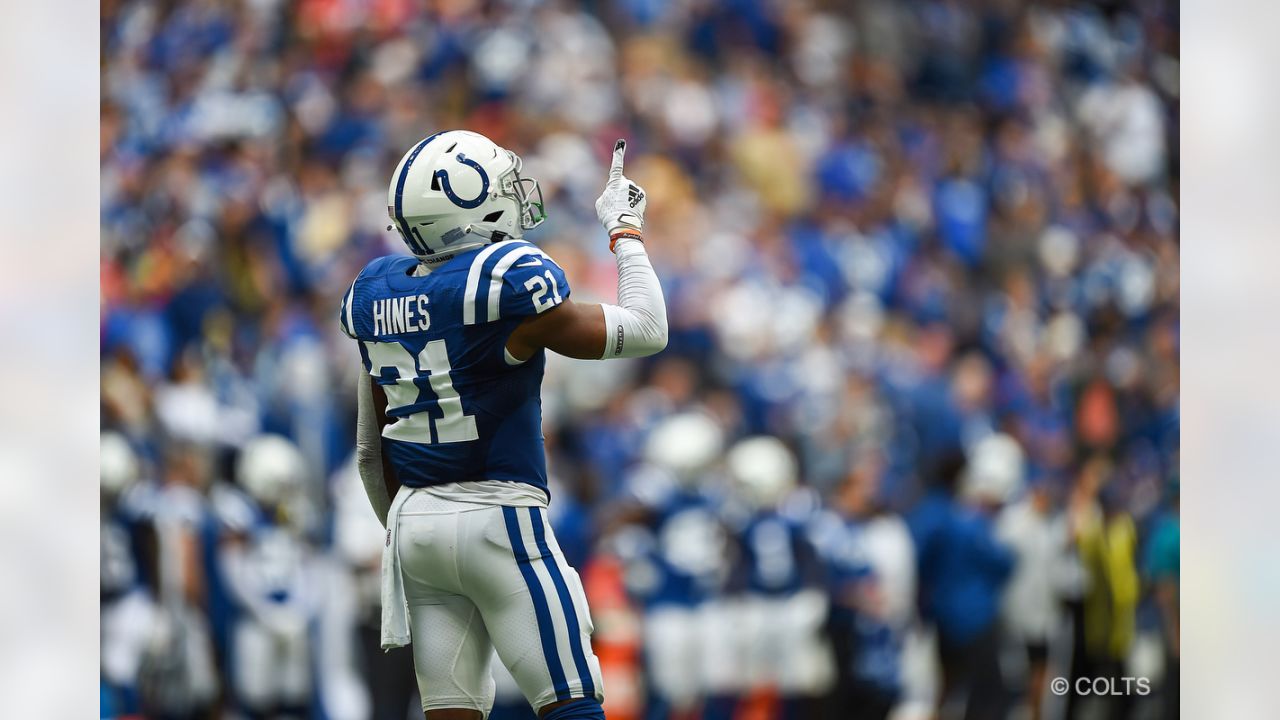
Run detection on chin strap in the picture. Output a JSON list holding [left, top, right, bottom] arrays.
[[463, 225, 508, 243]]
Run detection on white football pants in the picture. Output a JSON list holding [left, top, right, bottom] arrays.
[[396, 491, 604, 714]]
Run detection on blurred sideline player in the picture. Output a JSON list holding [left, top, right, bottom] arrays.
[[340, 131, 667, 720], [723, 437, 834, 719], [612, 412, 734, 719], [812, 456, 924, 720], [219, 435, 315, 714], [220, 434, 369, 718], [101, 432, 155, 718]]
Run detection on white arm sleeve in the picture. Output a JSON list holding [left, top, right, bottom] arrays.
[[355, 370, 392, 527], [599, 237, 669, 359]]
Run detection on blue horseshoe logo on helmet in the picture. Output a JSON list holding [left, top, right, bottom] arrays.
[[435, 153, 490, 209]]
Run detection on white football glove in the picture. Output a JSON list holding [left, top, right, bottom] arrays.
[[595, 139, 647, 237]]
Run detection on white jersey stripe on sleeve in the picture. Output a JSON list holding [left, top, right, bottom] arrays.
[[342, 281, 356, 337], [462, 242, 510, 325], [485, 244, 546, 322]]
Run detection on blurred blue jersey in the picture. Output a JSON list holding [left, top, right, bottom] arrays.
[[907, 490, 1014, 644], [649, 490, 728, 606], [340, 240, 570, 495], [733, 510, 823, 596], [624, 470, 730, 608]]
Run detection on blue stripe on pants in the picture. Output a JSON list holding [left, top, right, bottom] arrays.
[[502, 506, 571, 701], [530, 507, 596, 699]]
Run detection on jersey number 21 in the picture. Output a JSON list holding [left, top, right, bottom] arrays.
[[365, 340, 478, 444]]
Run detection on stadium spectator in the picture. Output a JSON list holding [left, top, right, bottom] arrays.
[[996, 473, 1072, 720], [908, 450, 1015, 720], [1145, 476, 1179, 720], [816, 453, 919, 720]]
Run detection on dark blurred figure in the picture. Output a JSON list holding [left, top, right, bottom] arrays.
[[1144, 477, 1179, 720], [908, 450, 1014, 720], [817, 456, 918, 720]]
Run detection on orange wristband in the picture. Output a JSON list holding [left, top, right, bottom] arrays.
[[609, 230, 644, 253]]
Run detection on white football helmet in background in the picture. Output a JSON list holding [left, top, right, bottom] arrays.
[[643, 412, 725, 486], [387, 130, 546, 262], [726, 436, 798, 510], [962, 432, 1025, 505], [101, 431, 140, 499], [237, 434, 306, 508]]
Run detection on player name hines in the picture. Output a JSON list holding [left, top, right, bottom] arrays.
[[372, 294, 431, 336]]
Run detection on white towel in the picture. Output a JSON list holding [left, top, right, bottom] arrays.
[[380, 486, 415, 650]]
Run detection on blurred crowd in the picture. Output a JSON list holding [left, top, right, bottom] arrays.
[[100, 0, 1179, 719]]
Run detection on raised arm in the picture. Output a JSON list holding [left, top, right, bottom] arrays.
[[506, 139, 668, 361]]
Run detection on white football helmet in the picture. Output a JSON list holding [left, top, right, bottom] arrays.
[[726, 436, 798, 510], [236, 434, 306, 508], [961, 432, 1025, 505], [101, 431, 139, 499], [643, 412, 725, 485], [387, 130, 546, 261]]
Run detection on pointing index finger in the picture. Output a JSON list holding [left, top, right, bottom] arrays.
[[609, 139, 626, 181]]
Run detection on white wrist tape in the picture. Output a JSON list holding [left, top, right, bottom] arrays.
[[600, 237, 668, 359]]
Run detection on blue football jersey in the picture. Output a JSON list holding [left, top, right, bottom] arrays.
[[733, 510, 823, 596], [339, 240, 570, 494], [642, 489, 729, 608]]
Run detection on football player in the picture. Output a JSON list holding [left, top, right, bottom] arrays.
[[617, 412, 733, 717], [221, 434, 321, 717], [100, 432, 154, 718], [340, 131, 667, 720], [723, 437, 834, 715]]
